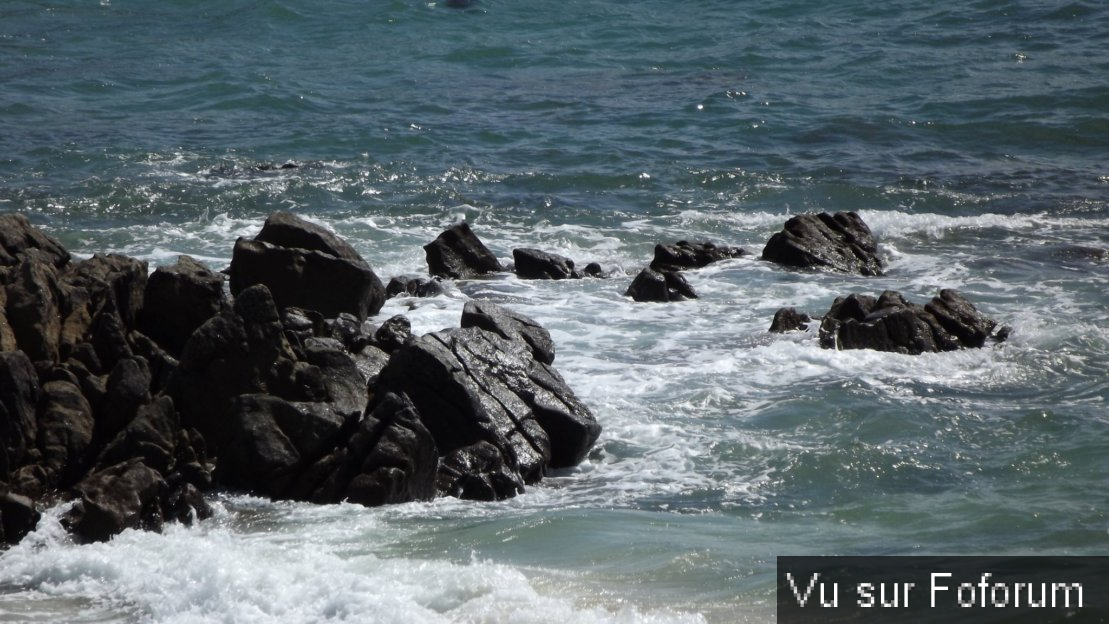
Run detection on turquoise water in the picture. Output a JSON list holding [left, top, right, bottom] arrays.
[[2, 1, 1108, 622]]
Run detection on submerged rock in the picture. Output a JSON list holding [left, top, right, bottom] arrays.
[[650, 241, 747, 272], [769, 307, 812, 333], [624, 268, 697, 302], [512, 248, 578, 280], [762, 212, 883, 276]]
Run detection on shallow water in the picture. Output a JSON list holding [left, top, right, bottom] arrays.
[[2, 1, 1107, 622]]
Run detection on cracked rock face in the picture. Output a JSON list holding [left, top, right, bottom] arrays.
[[762, 211, 884, 276]]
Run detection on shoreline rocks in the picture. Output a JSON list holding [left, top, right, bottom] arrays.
[[762, 211, 883, 276]]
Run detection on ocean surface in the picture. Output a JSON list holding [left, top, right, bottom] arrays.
[[2, 0, 1108, 621]]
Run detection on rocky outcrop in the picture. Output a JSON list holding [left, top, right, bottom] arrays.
[[762, 212, 884, 276], [624, 268, 697, 302], [817, 289, 1008, 354], [512, 248, 578, 280], [0, 213, 70, 269], [650, 241, 747, 273], [229, 213, 386, 321], [0, 212, 602, 546], [424, 223, 504, 279], [769, 307, 811, 333]]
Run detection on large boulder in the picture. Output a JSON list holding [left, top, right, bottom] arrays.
[[5, 255, 63, 363], [424, 223, 504, 279], [768, 307, 812, 333], [818, 289, 1007, 354], [0, 213, 70, 269], [36, 379, 95, 488], [0, 491, 40, 546], [512, 248, 578, 280], [253, 211, 366, 265], [138, 255, 227, 356], [63, 254, 148, 331], [0, 351, 41, 479], [649, 241, 747, 272], [461, 300, 555, 365], [762, 212, 884, 276], [229, 238, 385, 322], [62, 459, 166, 543], [375, 324, 600, 498], [624, 268, 697, 303]]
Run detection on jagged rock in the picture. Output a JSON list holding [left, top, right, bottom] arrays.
[[138, 255, 226, 356], [63, 459, 166, 543], [512, 248, 578, 280], [0, 491, 40, 545], [294, 392, 438, 506], [818, 289, 1007, 354], [0, 286, 17, 353], [0, 213, 69, 269], [762, 212, 884, 276], [461, 300, 555, 364], [95, 395, 178, 475], [63, 254, 148, 330], [325, 313, 372, 353], [0, 351, 41, 479], [100, 357, 152, 440], [5, 256, 63, 363], [375, 326, 600, 497], [37, 380, 95, 487], [301, 344, 368, 416], [581, 262, 604, 278], [254, 211, 365, 265], [164, 482, 211, 525], [650, 241, 747, 272], [229, 238, 385, 322], [386, 276, 446, 298], [769, 307, 812, 333], [437, 441, 524, 501], [171, 284, 298, 454], [424, 223, 504, 279], [373, 315, 412, 354], [624, 268, 698, 302]]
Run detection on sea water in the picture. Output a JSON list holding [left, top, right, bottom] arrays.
[[1, 0, 1107, 621]]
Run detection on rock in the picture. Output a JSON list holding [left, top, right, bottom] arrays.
[[37, 380, 95, 487], [376, 326, 600, 496], [95, 395, 178, 475], [63, 459, 166, 543], [138, 255, 227, 356], [624, 268, 698, 302], [461, 300, 555, 364], [0, 213, 70, 269], [253, 212, 366, 265], [229, 238, 386, 322], [0, 491, 40, 545], [63, 254, 148, 330], [437, 441, 523, 501], [0, 351, 41, 478], [5, 256, 63, 363], [769, 307, 812, 333], [294, 392, 438, 506], [164, 482, 211, 525], [100, 357, 152, 440], [373, 315, 412, 354], [762, 212, 884, 276], [171, 284, 297, 454], [818, 289, 1007, 354], [0, 286, 17, 353], [301, 344, 368, 416], [385, 276, 446, 298], [581, 262, 604, 278], [650, 241, 747, 272], [424, 223, 504, 279], [325, 313, 372, 353], [512, 248, 578, 280]]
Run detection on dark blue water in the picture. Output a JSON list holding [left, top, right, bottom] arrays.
[[2, 1, 1108, 622]]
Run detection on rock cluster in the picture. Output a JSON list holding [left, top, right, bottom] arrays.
[[1, 213, 600, 547]]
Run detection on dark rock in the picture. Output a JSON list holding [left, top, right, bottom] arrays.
[[63, 254, 148, 330], [63, 459, 166, 543], [325, 313, 372, 353], [373, 315, 412, 354], [95, 395, 178, 475], [650, 241, 747, 272], [437, 441, 523, 501], [0, 213, 70, 269], [762, 212, 884, 276], [5, 256, 63, 363], [128, 331, 178, 396], [386, 276, 446, 298], [100, 357, 152, 440], [295, 392, 438, 506], [0, 351, 41, 478], [0, 491, 40, 545], [818, 289, 1007, 354], [164, 482, 211, 525], [353, 345, 391, 389], [37, 380, 95, 487], [581, 262, 604, 278], [138, 255, 226, 356], [0, 287, 17, 353], [624, 268, 698, 302], [89, 301, 134, 371], [424, 223, 504, 279], [769, 307, 812, 333], [461, 300, 555, 365], [512, 248, 578, 280], [524, 360, 602, 468], [301, 344, 368, 416], [172, 284, 297, 454], [254, 212, 366, 265], [229, 238, 386, 322]]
